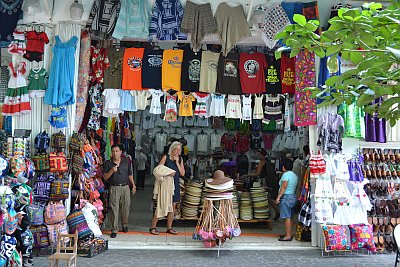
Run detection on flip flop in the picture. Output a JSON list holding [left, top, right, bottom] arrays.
[[166, 228, 178, 235], [149, 228, 160, 235], [278, 237, 293, 241]]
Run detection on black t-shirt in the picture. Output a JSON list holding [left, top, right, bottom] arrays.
[[265, 53, 282, 94], [216, 52, 242, 95], [142, 49, 163, 89], [181, 49, 202, 92], [103, 157, 133, 185]]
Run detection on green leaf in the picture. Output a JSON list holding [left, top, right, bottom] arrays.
[[325, 76, 339, 87], [349, 52, 364, 64], [290, 48, 300, 58], [358, 33, 376, 47], [357, 94, 374, 106], [342, 51, 350, 60], [274, 31, 288, 40], [327, 56, 340, 73], [293, 14, 307, 26], [326, 45, 342, 57], [305, 22, 318, 32], [313, 47, 325, 58]]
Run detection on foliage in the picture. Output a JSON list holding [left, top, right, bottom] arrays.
[[275, 1, 400, 126]]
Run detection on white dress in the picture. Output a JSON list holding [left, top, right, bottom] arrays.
[[135, 90, 151, 110], [241, 95, 252, 122], [225, 95, 242, 119], [209, 94, 225, 117], [253, 95, 264, 119], [193, 93, 210, 117], [102, 89, 122, 117], [149, 89, 164, 115]]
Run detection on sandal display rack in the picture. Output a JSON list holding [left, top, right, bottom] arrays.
[[363, 147, 400, 253]]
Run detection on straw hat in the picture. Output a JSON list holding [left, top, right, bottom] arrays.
[[206, 170, 232, 186]]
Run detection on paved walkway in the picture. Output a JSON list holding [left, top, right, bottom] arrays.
[[35, 249, 396, 267]]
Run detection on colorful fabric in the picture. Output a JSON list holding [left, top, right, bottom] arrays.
[[165, 93, 178, 122], [322, 225, 350, 252], [23, 31, 49, 62], [0, 0, 23, 42], [48, 105, 68, 128], [86, 0, 121, 39], [90, 46, 110, 84], [149, 0, 186, 41], [177, 91, 195, 116], [193, 92, 210, 117], [294, 50, 316, 126], [74, 31, 91, 132], [87, 84, 103, 130]]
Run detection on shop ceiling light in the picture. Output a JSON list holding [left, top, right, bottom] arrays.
[[70, 0, 84, 20]]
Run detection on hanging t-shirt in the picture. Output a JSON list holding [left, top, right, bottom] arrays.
[[104, 48, 125, 89], [216, 52, 241, 95], [135, 90, 151, 110], [280, 53, 295, 94], [162, 49, 183, 91], [119, 90, 137, 111], [199, 51, 219, 93], [122, 48, 144, 90], [28, 68, 48, 97], [239, 52, 267, 94], [181, 49, 202, 92], [177, 91, 195, 116], [142, 48, 163, 89], [148, 89, 164, 115], [265, 53, 282, 94]]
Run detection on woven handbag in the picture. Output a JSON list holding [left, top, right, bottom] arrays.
[[31, 153, 50, 172], [33, 174, 51, 202], [44, 201, 66, 225], [72, 154, 84, 174], [34, 131, 50, 150], [26, 202, 45, 225], [69, 132, 84, 152], [51, 131, 66, 149], [46, 220, 69, 246], [30, 225, 49, 248], [50, 178, 69, 201], [49, 152, 68, 173], [66, 209, 93, 239]]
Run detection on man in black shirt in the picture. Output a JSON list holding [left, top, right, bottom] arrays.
[[103, 144, 136, 238]]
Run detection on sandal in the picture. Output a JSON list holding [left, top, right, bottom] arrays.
[[166, 228, 178, 235], [149, 228, 160, 235]]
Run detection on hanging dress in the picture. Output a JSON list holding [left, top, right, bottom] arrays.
[[2, 62, 31, 116], [193, 92, 210, 117], [253, 94, 264, 120], [225, 95, 242, 119], [209, 93, 225, 117], [149, 89, 164, 115], [241, 95, 252, 122], [44, 35, 78, 106], [164, 93, 178, 122]]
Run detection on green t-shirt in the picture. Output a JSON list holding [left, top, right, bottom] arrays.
[[279, 170, 298, 195], [28, 68, 48, 91]]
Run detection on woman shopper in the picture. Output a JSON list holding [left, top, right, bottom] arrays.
[[150, 141, 185, 235], [275, 158, 298, 241], [240, 148, 280, 219]]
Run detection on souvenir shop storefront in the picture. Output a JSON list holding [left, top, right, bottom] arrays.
[[0, 0, 399, 265]]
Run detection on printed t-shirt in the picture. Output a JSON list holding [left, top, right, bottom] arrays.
[[181, 49, 202, 92], [104, 48, 125, 89], [198, 51, 219, 93], [28, 68, 48, 91], [239, 52, 267, 94], [177, 91, 195, 116], [162, 49, 183, 91], [265, 53, 282, 94], [280, 53, 295, 94], [216, 52, 241, 95], [142, 48, 163, 89], [122, 48, 144, 90]]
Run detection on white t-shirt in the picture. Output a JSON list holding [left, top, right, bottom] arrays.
[[135, 90, 151, 110]]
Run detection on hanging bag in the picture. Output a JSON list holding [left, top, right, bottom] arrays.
[[51, 131, 66, 149], [34, 131, 50, 151], [44, 201, 66, 225], [69, 132, 84, 152], [31, 153, 50, 172], [26, 202, 45, 225], [49, 152, 68, 173], [46, 220, 69, 246], [30, 225, 49, 248], [66, 207, 93, 239], [50, 176, 69, 201]]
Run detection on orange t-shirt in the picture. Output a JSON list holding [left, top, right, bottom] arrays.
[[122, 48, 144, 90], [162, 49, 183, 92]]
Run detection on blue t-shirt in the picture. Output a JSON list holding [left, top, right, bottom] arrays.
[[279, 171, 298, 195]]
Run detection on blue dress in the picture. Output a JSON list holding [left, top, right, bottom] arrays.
[[44, 36, 78, 106], [164, 154, 180, 203]]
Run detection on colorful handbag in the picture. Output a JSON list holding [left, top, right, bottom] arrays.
[[69, 132, 84, 152], [30, 225, 49, 248], [50, 178, 69, 201], [46, 220, 69, 246], [34, 131, 50, 151], [66, 209, 93, 239], [49, 152, 68, 173], [72, 154, 84, 174], [51, 131, 66, 149], [44, 201, 66, 225], [26, 202, 45, 225], [33, 174, 51, 202], [31, 153, 50, 172]]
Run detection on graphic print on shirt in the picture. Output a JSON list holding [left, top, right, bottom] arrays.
[[244, 60, 259, 77], [224, 59, 238, 77], [162, 0, 173, 18], [168, 56, 182, 69], [127, 56, 142, 70], [148, 54, 162, 67], [282, 67, 294, 88], [188, 59, 200, 82], [266, 65, 279, 83]]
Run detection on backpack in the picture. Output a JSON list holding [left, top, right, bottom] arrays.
[[51, 131, 66, 149], [69, 132, 84, 152], [31, 153, 50, 172], [30, 225, 49, 248], [50, 176, 69, 201], [49, 152, 68, 173], [44, 201, 67, 225], [34, 131, 50, 151], [236, 154, 249, 176], [33, 174, 52, 202]]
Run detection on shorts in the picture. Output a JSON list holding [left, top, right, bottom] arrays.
[[279, 194, 297, 219]]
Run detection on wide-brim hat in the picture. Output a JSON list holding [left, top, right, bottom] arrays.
[[206, 170, 232, 185]]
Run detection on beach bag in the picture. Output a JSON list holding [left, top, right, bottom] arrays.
[[51, 131, 66, 149], [26, 202, 45, 225], [34, 131, 50, 150], [44, 201, 66, 225], [50, 177, 69, 201], [49, 152, 68, 173], [30, 225, 49, 248], [33, 174, 51, 202], [81, 202, 102, 237], [46, 221, 69, 246], [31, 153, 50, 172], [66, 209, 93, 239]]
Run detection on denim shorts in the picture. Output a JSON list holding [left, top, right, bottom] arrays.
[[279, 194, 297, 219]]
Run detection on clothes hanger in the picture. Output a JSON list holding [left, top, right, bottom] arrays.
[[152, 41, 160, 50], [172, 41, 179, 50]]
